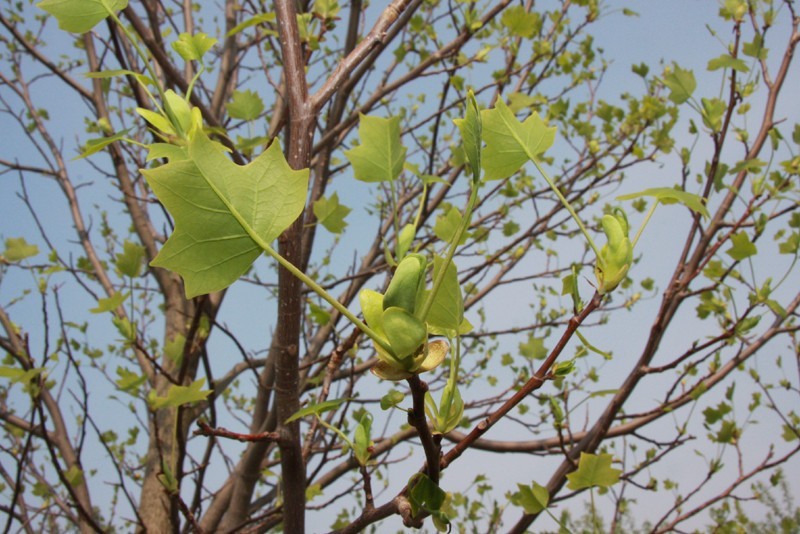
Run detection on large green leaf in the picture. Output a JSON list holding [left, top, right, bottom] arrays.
[[38, 0, 128, 34], [481, 98, 556, 181], [142, 132, 308, 298], [344, 114, 406, 183]]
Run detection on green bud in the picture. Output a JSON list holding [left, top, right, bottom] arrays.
[[383, 253, 426, 313], [594, 209, 633, 294]]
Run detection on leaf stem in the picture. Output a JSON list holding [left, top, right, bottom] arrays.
[[418, 186, 478, 322], [630, 199, 660, 248], [530, 158, 602, 259], [261, 244, 394, 356]]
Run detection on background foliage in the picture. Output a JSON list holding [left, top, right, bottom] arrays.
[[1, 0, 799, 532]]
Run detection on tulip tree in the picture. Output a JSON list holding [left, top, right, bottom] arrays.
[[1, 0, 799, 532]]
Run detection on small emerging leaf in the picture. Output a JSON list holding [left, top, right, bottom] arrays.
[[172, 32, 217, 63], [3, 237, 39, 262]]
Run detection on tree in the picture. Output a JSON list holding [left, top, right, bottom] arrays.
[[1, 0, 798, 532]]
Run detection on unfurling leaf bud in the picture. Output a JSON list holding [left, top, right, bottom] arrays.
[[594, 209, 633, 294]]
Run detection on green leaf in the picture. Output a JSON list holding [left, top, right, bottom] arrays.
[[344, 114, 406, 183], [519, 334, 547, 360], [115, 240, 145, 278], [285, 398, 347, 424], [90, 291, 129, 313], [75, 130, 129, 160], [172, 32, 217, 63], [382, 307, 426, 360], [64, 465, 84, 488], [142, 131, 309, 298], [501, 6, 540, 38], [38, 0, 128, 34], [781, 424, 799, 442], [726, 232, 757, 261], [662, 64, 696, 104], [566, 452, 621, 491], [707, 54, 748, 73], [425, 256, 464, 334], [148, 378, 211, 410], [137, 107, 176, 136], [0, 365, 44, 385], [481, 98, 556, 181], [307, 301, 331, 325], [383, 254, 426, 314], [433, 206, 466, 245], [2, 237, 39, 262], [226, 13, 277, 37], [778, 232, 799, 255], [353, 412, 373, 466], [701, 98, 726, 133], [512, 482, 549, 514], [408, 473, 447, 516], [226, 90, 265, 121], [146, 143, 188, 162], [380, 389, 405, 410], [453, 90, 482, 183], [313, 192, 351, 234], [617, 187, 710, 219], [115, 366, 146, 393], [84, 69, 155, 88], [743, 35, 768, 60]]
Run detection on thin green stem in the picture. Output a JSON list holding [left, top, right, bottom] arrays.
[[261, 244, 394, 356], [631, 199, 660, 248], [531, 158, 602, 259], [417, 186, 479, 322], [106, 6, 184, 136]]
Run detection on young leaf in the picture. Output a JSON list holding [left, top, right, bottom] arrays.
[[75, 130, 130, 160], [353, 412, 373, 466], [662, 64, 696, 104], [226, 90, 266, 121], [512, 482, 549, 514], [707, 54, 748, 73], [149, 378, 212, 410], [344, 114, 407, 183], [142, 131, 309, 298], [90, 292, 129, 314], [115, 240, 145, 278], [382, 307, 427, 360], [726, 232, 757, 261], [617, 187, 710, 219], [424, 256, 464, 334], [380, 389, 405, 410], [285, 398, 348, 423], [481, 98, 556, 181], [172, 32, 217, 63], [408, 473, 447, 516], [313, 192, 352, 234], [566, 452, 621, 491], [2, 237, 39, 262], [38, 0, 128, 34], [453, 90, 482, 183]]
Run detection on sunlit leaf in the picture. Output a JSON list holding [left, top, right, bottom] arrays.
[[285, 398, 348, 423], [707, 54, 748, 73], [481, 97, 556, 181], [226, 90, 265, 121], [617, 187, 710, 219], [90, 292, 129, 314], [2, 237, 39, 262], [313, 192, 351, 234], [424, 256, 464, 334], [662, 64, 696, 104], [566, 452, 621, 490], [75, 130, 129, 160], [344, 114, 406, 183], [512, 482, 549, 514], [148, 378, 212, 409], [172, 32, 217, 63], [142, 131, 309, 298], [726, 232, 757, 261], [38, 0, 128, 34], [115, 240, 145, 278], [453, 89, 482, 183]]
